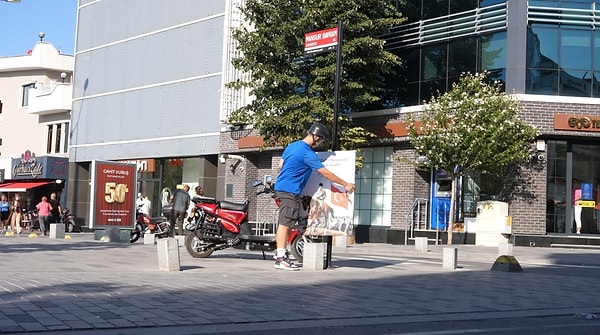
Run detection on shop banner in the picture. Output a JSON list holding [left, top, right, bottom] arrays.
[[301, 150, 355, 236], [90, 161, 137, 228]]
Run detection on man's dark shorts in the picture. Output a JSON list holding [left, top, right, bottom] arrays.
[[275, 191, 301, 228]]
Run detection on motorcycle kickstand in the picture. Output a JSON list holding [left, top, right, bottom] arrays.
[[261, 250, 266, 260]]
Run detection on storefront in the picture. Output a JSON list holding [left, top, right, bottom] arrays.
[[0, 150, 68, 212]]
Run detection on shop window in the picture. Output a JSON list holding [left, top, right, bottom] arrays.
[[355, 147, 393, 227]]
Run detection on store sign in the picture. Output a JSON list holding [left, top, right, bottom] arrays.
[[10, 151, 69, 180], [118, 159, 156, 172], [554, 115, 600, 132], [90, 160, 137, 228], [12, 150, 43, 178]]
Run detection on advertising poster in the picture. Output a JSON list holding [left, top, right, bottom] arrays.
[[90, 161, 137, 228], [301, 150, 355, 236]]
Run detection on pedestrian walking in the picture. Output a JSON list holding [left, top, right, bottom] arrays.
[[36, 197, 53, 236], [8, 194, 24, 235], [170, 185, 190, 236], [273, 123, 355, 270], [48, 193, 62, 233], [0, 194, 9, 231]]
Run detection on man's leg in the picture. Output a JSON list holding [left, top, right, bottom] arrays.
[[176, 211, 185, 235], [169, 210, 176, 237]]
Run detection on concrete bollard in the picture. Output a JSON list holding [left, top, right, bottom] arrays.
[[498, 242, 513, 256], [443, 247, 458, 270], [104, 227, 121, 242], [49, 223, 65, 239], [414, 237, 428, 252], [175, 235, 185, 247], [144, 233, 156, 245], [334, 235, 347, 248], [157, 238, 180, 271], [303, 242, 325, 270]]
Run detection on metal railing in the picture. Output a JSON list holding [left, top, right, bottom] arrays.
[[405, 198, 428, 245]]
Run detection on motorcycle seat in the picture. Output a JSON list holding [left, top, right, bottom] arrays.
[[218, 200, 249, 212], [192, 196, 217, 204], [150, 216, 168, 224]]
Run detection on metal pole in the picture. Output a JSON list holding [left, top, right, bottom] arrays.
[[332, 20, 343, 151]]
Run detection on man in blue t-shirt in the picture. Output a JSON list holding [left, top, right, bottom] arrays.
[[273, 123, 355, 270]]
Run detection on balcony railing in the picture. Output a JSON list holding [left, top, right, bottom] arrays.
[[28, 83, 73, 115]]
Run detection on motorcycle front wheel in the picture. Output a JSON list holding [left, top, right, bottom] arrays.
[[65, 219, 76, 233], [185, 233, 214, 258], [129, 223, 144, 243]]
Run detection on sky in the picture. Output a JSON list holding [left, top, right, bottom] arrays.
[[0, 0, 77, 57]]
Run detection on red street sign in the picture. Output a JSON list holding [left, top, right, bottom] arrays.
[[304, 27, 338, 55]]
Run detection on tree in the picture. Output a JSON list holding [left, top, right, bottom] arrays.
[[227, 0, 405, 150], [406, 72, 539, 244]]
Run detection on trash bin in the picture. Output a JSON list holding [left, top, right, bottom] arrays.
[[475, 201, 511, 246]]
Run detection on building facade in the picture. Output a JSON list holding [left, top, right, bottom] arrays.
[[68, 0, 249, 224], [70, 0, 600, 246], [0, 38, 71, 215]]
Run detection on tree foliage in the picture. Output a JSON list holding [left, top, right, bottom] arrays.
[[228, 0, 405, 149], [406, 72, 539, 242]]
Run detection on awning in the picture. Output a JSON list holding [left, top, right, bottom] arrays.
[[0, 181, 52, 193]]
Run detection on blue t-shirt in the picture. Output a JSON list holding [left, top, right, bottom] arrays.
[[274, 140, 324, 195], [0, 200, 8, 212]]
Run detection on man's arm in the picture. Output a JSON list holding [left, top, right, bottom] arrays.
[[317, 167, 355, 193]]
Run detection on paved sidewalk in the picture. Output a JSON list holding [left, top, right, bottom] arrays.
[[0, 233, 599, 334]]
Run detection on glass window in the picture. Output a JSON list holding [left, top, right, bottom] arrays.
[[528, 26, 559, 69], [480, 0, 506, 7], [546, 141, 567, 233], [448, 37, 477, 76], [560, 28, 591, 71], [55, 124, 62, 153], [354, 147, 393, 227], [527, 68, 559, 95], [559, 69, 592, 97], [593, 31, 600, 72], [421, 79, 446, 102], [480, 31, 506, 71], [422, 0, 449, 20], [46, 125, 53, 154], [64, 122, 70, 153], [21, 83, 35, 107], [450, 0, 477, 14], [422, 43, 447, 80]]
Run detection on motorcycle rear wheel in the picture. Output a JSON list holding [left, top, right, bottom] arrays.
[[185, 233, 214, 258], [290, 235, 310, 262], [65, 219, 76, 233], [129, 223, 144, 243]]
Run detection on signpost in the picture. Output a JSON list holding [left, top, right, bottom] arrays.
[[304, 21, 343, 151]]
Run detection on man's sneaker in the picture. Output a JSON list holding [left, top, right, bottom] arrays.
[[274, 256, 300, 271]]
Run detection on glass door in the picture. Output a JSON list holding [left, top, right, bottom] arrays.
[[547, 141, 600, 234]]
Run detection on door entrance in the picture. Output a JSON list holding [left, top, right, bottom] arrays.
[[547, 141, 600, 234]]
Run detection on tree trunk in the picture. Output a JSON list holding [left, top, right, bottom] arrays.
[[447, 178, 456, 245]]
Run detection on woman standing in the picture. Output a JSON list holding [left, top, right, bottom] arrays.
[[572, 178, 582, 234], [0, 194, 9, 231], [36, 196, 52, 236]]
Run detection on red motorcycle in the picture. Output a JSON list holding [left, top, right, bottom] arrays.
[[129, 210, 171, 243], [185, 181, 313, 261]]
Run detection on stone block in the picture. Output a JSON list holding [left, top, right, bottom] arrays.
[[157, 238, 180, 271], [334, 235, 347, 248], [49, 223, 65, 239], [415, 237, 428, 252], [443, 247, 458, 270], [303, 242, 325, 270], [104, 227, 121, 242], [144, 233, 156, 245], [498, 242, 513, 256]]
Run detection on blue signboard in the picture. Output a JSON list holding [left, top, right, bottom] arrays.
[[581, 183, 593, 200]]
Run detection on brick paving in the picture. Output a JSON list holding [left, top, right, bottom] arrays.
[[0, 233, 599, 334]]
